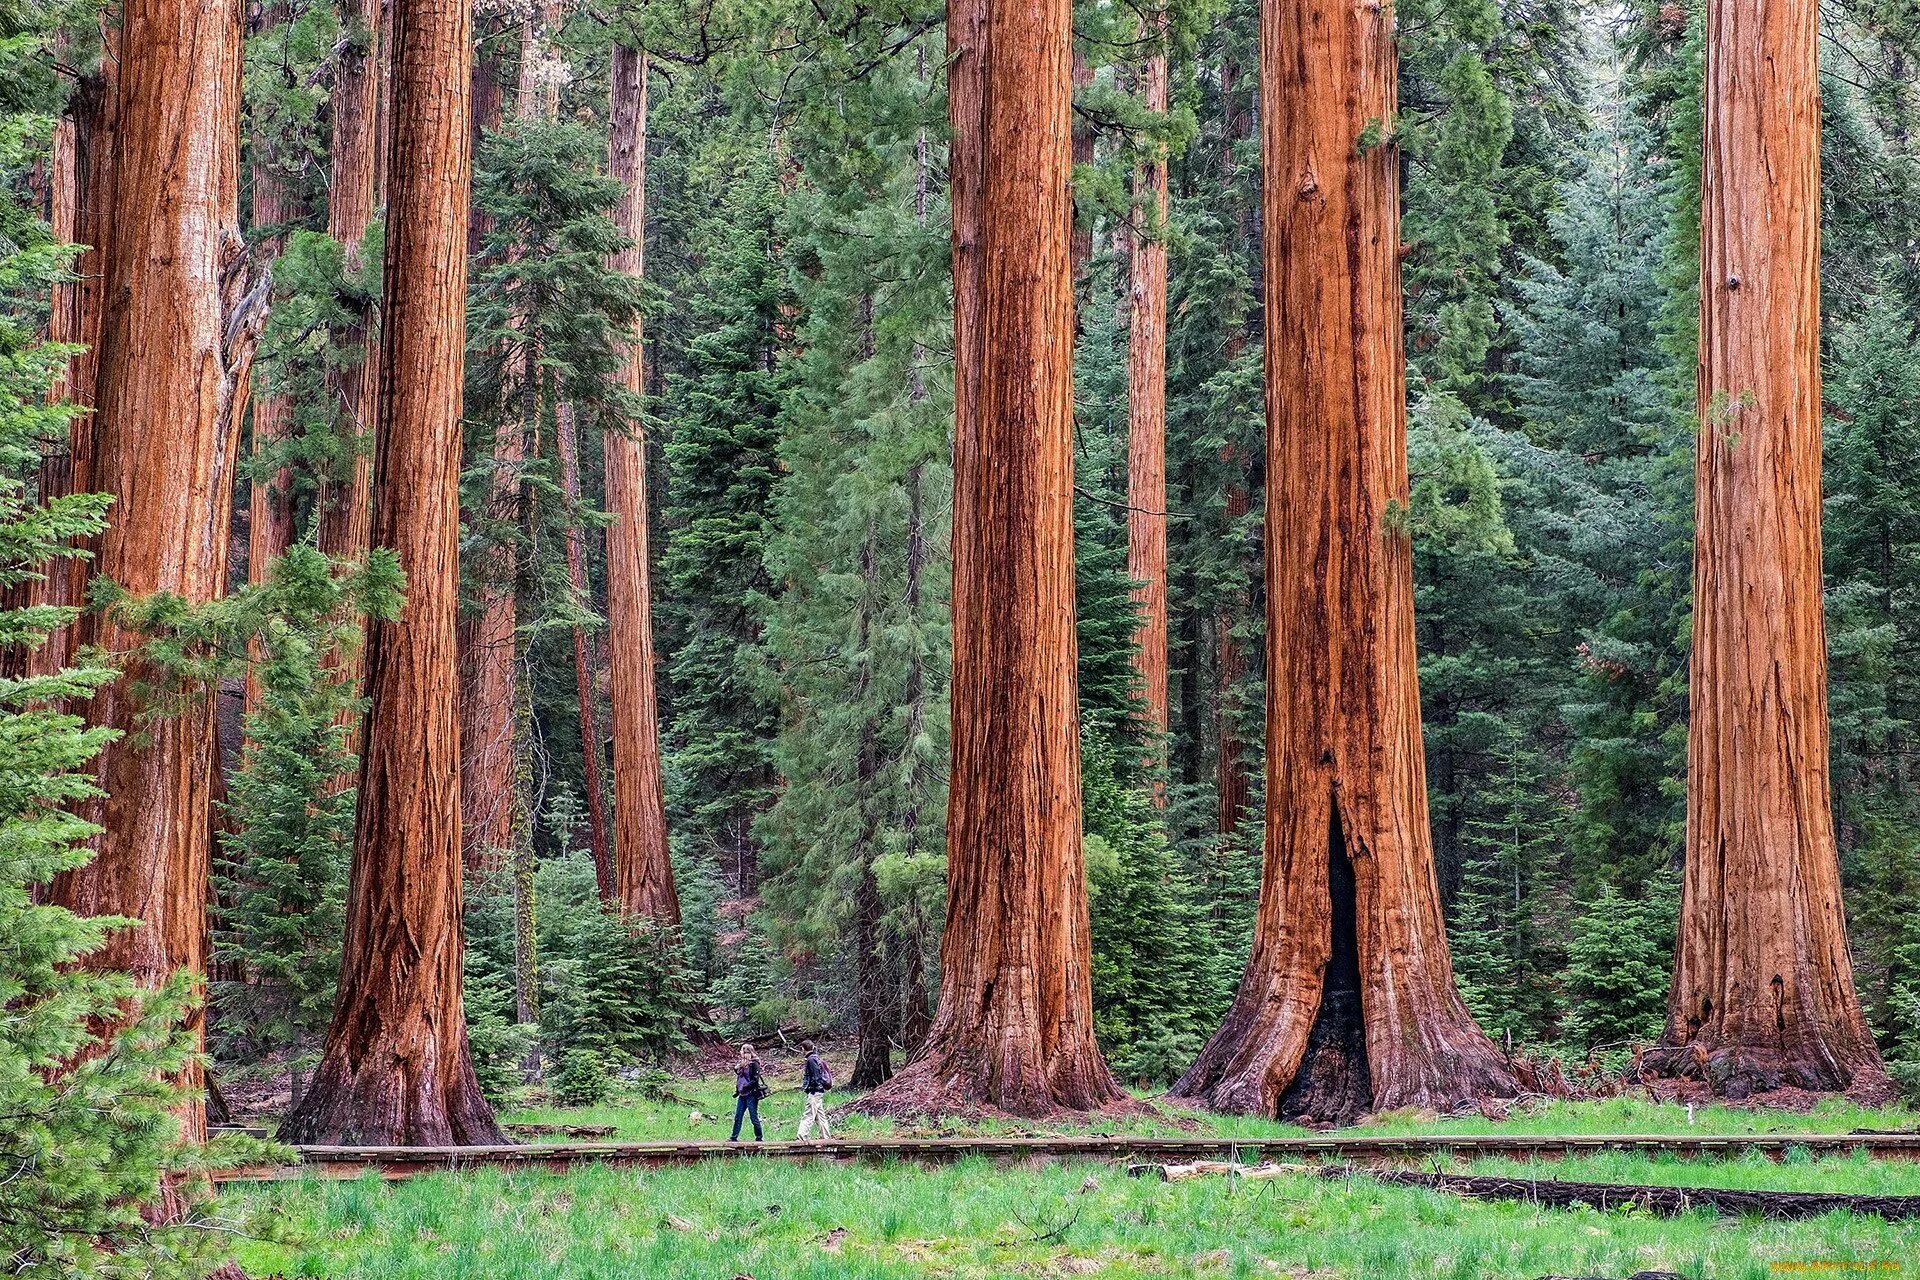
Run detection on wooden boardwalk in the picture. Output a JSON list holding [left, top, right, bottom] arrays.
[[211, 1130, 1920, 1184]]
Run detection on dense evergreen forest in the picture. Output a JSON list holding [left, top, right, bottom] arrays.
[[5, 0, 1920, 1259]]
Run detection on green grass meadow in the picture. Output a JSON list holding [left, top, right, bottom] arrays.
[[215, 1081, 1920, 1278]]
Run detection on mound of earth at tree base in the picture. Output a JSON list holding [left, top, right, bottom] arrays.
[[844, 1063, 1154, 1123], [1642, 1046, 1898, 1108]]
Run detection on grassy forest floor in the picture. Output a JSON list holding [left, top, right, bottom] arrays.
[[214, 1056, 1920, 1279]]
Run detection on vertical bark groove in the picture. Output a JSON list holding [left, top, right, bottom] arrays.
[[1171, 0, 1514, 1122]]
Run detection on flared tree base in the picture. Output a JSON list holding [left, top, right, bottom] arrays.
[[280, 1050, 505, 1147], [850, 1034, 1132, 1121]]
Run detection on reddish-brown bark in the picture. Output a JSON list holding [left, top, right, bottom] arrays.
[[48, 0, 252, 1147], [605, 42, 678, 924], [1126, 17, 1170, 743], [1068, 48, 1095, 293], [554, 400, 614, 899], [1655, 0, 1888, 1100], [859, 0, 1120, 1118], [284, 0, 502, 1146], [1171, 0, 1515, 1123]]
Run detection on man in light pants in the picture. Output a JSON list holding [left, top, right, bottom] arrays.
[[796, 1042, 832, 1140]]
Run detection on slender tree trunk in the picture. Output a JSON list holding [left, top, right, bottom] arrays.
[[605, 42, 678, 923], [1214, 55, 1255, 837], [1126, 13, 1171, 746], [1069, 47, 1095, 296], [284, 0, 502, 1146], [860, 0, 1120, 1118], [244, 2, 301, 725], [1171, 0, 1514, 1123], [555, 401, 614, 899], [315, 0, 385, 774], [848, 523, 894, 1089], [460, 7, 555, 873], [244, 3, 300, 609], [1656, 0, 1888, 1100], [48, 0, 251, 1148]]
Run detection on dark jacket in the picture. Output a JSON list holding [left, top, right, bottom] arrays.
[[735, 1061, 763, 1098], [802, 1053, 830, 1094]]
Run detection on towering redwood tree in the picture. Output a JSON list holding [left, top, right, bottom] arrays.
[[284, 0, 503, 1146], [1126, 12, 1170, 742], [48, 0, 251, 1145], [1657, 0, 1887, 1098], [1171, 0, 1515, 1122], [605, 41, 678, 923], [860, 0, 1121, 1117]]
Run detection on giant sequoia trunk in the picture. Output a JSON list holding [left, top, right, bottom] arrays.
[[858, 0, 1121, 1118], [1126, 16, 1170, 742], [1170, 0, 1515, 1123], [605, 42, 679, 924], [284, 0, 502, 1147], [48, 0, 251, 1147], [1656, 0, 1888, 1100]]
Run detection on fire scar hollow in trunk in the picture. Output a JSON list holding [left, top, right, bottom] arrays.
[[1170, 0, 1515, 1124]]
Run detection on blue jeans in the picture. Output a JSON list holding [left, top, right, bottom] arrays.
[[731, 1093, 762, 1141]]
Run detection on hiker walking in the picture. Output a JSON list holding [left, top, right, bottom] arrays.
[[795, 1042, 833, 1141], [730, 1050, 766, 1142]]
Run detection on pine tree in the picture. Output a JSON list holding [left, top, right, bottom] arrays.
[[658, 142, 787, 897]]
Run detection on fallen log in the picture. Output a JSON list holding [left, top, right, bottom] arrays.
[[1128, 1161, 1305, 1183], [1319, 1167, 1920, 1221], [1127, 1160, 1920, 1222], [505, 1123, 618, 1140]]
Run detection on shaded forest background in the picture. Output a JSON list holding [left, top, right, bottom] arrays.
[[8, 0, 1920, 1098]]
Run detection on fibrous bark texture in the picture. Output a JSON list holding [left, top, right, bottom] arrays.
[[1126, 17, 1170, 741], [1170, 0, 1515, 1124], [858, 0, 1121, 1118], [1656, 0, 1888, 1100], [48, 0, 251, 1147], [605, 42, 679, 924], [284, 0, 503, 1147]]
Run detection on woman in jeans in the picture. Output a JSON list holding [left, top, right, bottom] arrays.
[[730, 1051, 766, 1142]]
